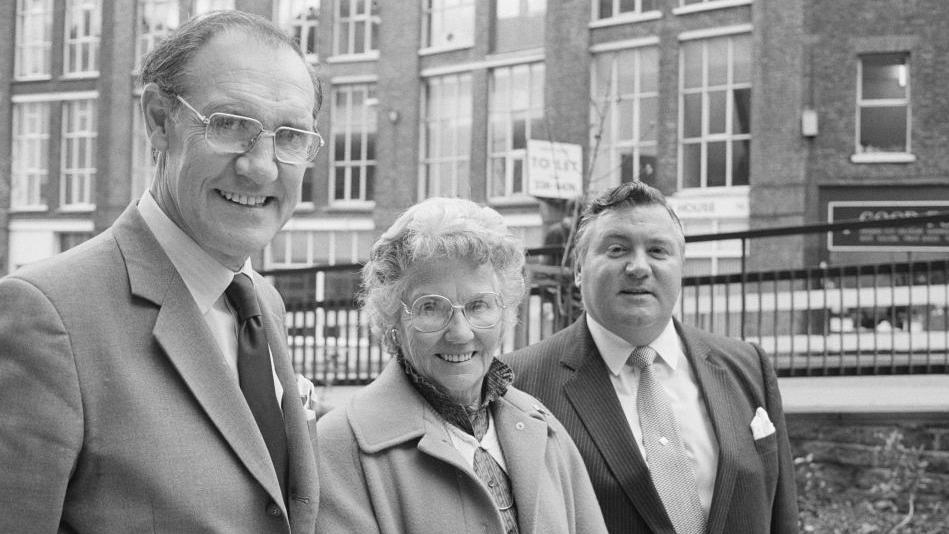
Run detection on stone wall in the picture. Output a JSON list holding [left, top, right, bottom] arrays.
[[788, 413, 949, 529]]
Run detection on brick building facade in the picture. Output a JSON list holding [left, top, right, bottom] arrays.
[[2, 0, 947, 281]]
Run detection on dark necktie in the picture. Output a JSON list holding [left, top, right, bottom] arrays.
[[226, 273, 289, 500], [628, 346, 706, 534]]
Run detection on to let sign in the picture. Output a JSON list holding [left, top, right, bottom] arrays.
[[526, 139, 582, 199], [827, 201, 949, 251]]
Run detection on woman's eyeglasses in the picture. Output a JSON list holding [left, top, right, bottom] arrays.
[[401, 293, 505, 333]]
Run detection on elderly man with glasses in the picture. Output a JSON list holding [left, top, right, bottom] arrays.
[[0, 11, 322, 534]]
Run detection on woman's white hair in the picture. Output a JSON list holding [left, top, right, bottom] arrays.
[[360, 197, 526, 354]]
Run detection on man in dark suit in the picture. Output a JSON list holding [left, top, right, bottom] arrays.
[[0, 11, 324, 533], [504, 182, 798, 534]]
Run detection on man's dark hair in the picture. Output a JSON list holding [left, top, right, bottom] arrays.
[[573, 181, 685, 267], [140, 10, 322, 115]]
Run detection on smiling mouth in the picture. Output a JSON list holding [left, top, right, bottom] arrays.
[[621, 289, 652, 296], [437, 352, 476, 363], [217, 189, 270, 207]]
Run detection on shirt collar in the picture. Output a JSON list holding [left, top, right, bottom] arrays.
[[138, 191, 252, 313], [586, 314, 681, 375]]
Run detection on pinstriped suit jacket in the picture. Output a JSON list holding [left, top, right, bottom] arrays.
[[502, 315, 798, 534]]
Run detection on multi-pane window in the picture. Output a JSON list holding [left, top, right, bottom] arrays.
[[680, 34, 751, 188], [590, 47, 659, 191], [193, 0, 234, 15], [11, 102, 51, 210], [488, 63, 546, 198], [15, 0, 53, 79], [421, 74, 472, 199], [423, 0, 474, 49], [63, 0, 101, 76], [494, 0, 546, 53], [134, 0, 179, 71], [331, 84, 377, 203], [61, 99, 97, 209], [333, 0, 379, 56], [131, 106, 155, 200], [595, 0, 657, 20], [278, 0, 321, 62], [857, 53, 910, 155]]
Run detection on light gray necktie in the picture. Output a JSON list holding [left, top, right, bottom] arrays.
[[629, 346, 707, 534]]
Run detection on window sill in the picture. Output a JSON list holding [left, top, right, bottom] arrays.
[[13, 74, 52, 82], [294, 202, 315, 213], [850, 152, 916, 164], [326, 200, 375, 212], [488, 194, 538, 208], [58, 204, 96, 213], [326, 51, 380, 64], [60, 72, 100, 80], [9, 206, 49, 213], [419, 43, 473, 56], [673, 0, 753, 16], [589, 10, 662, 28]]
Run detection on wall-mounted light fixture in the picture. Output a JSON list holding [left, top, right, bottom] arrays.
[[801, 108, 818, 137]]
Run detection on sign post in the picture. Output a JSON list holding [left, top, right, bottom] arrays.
[[526, 139, 582, 200]]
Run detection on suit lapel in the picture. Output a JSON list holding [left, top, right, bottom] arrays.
[[112, 205, 284, 511], [494, 395, 548, 533], [263, 298, 319, 531], [561, 318, 672, 533], [676, 322, 741, 534]]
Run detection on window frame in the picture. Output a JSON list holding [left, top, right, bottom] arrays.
[[330, 83, 377, 206], [421, 0, 475, 52], [62, 0, 102, 78], [590, 44, 660, 192], [852, 52, 913, 163], [277, 0, 321, 63], [332, 0, 380, 58], [10, 101, 51, 211], [133, 0, 179, 72], [60, 98, 98, 211], [419, 72, 473, 199], [592, 0, 661, 22], [678, 32, 752, 190], [14, 0, 53, 80], [487, 62, 546, 202]]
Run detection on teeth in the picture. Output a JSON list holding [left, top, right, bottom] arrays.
[[439, 352, 475, 363], [219, 190, 266, 206]]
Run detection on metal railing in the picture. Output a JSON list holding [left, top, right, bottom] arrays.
[[263, 214, 949, 384]]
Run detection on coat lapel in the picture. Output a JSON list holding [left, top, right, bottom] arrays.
[[112, 205, 284, 512], [560, 318, 671, 533], [676, 321, 741, 534], [494, 394, 549, 533], [263, 297, 319, 531]]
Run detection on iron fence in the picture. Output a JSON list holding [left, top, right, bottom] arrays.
[[262, 213, 949, 384]]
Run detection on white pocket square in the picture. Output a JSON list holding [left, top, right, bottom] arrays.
[[750, 407, 776, 440]]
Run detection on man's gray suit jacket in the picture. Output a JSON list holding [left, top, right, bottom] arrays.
[[0, 203, 319, 533]]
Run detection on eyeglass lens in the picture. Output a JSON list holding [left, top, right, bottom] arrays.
[[206, 113, 321, 163], [410, 294, 502, 332]]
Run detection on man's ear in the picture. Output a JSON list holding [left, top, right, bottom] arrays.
[[141, 83, 173, 152]]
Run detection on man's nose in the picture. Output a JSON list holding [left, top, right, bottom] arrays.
[[624, 251, 650, 277], [234, 133, 279, 184]]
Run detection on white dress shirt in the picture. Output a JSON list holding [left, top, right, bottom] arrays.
[[586, 315, 718, 515], [138, 191, 284, 405]]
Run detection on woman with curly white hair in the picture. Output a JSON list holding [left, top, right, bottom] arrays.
[[315, 197, 607, 534]]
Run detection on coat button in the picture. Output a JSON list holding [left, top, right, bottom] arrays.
[[515, 422, 525, 430], [266, 501, 282, 518]]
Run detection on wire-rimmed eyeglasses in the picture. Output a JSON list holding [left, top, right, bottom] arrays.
[[176, 95, 324, 165], [401, 293, 505, 333]]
